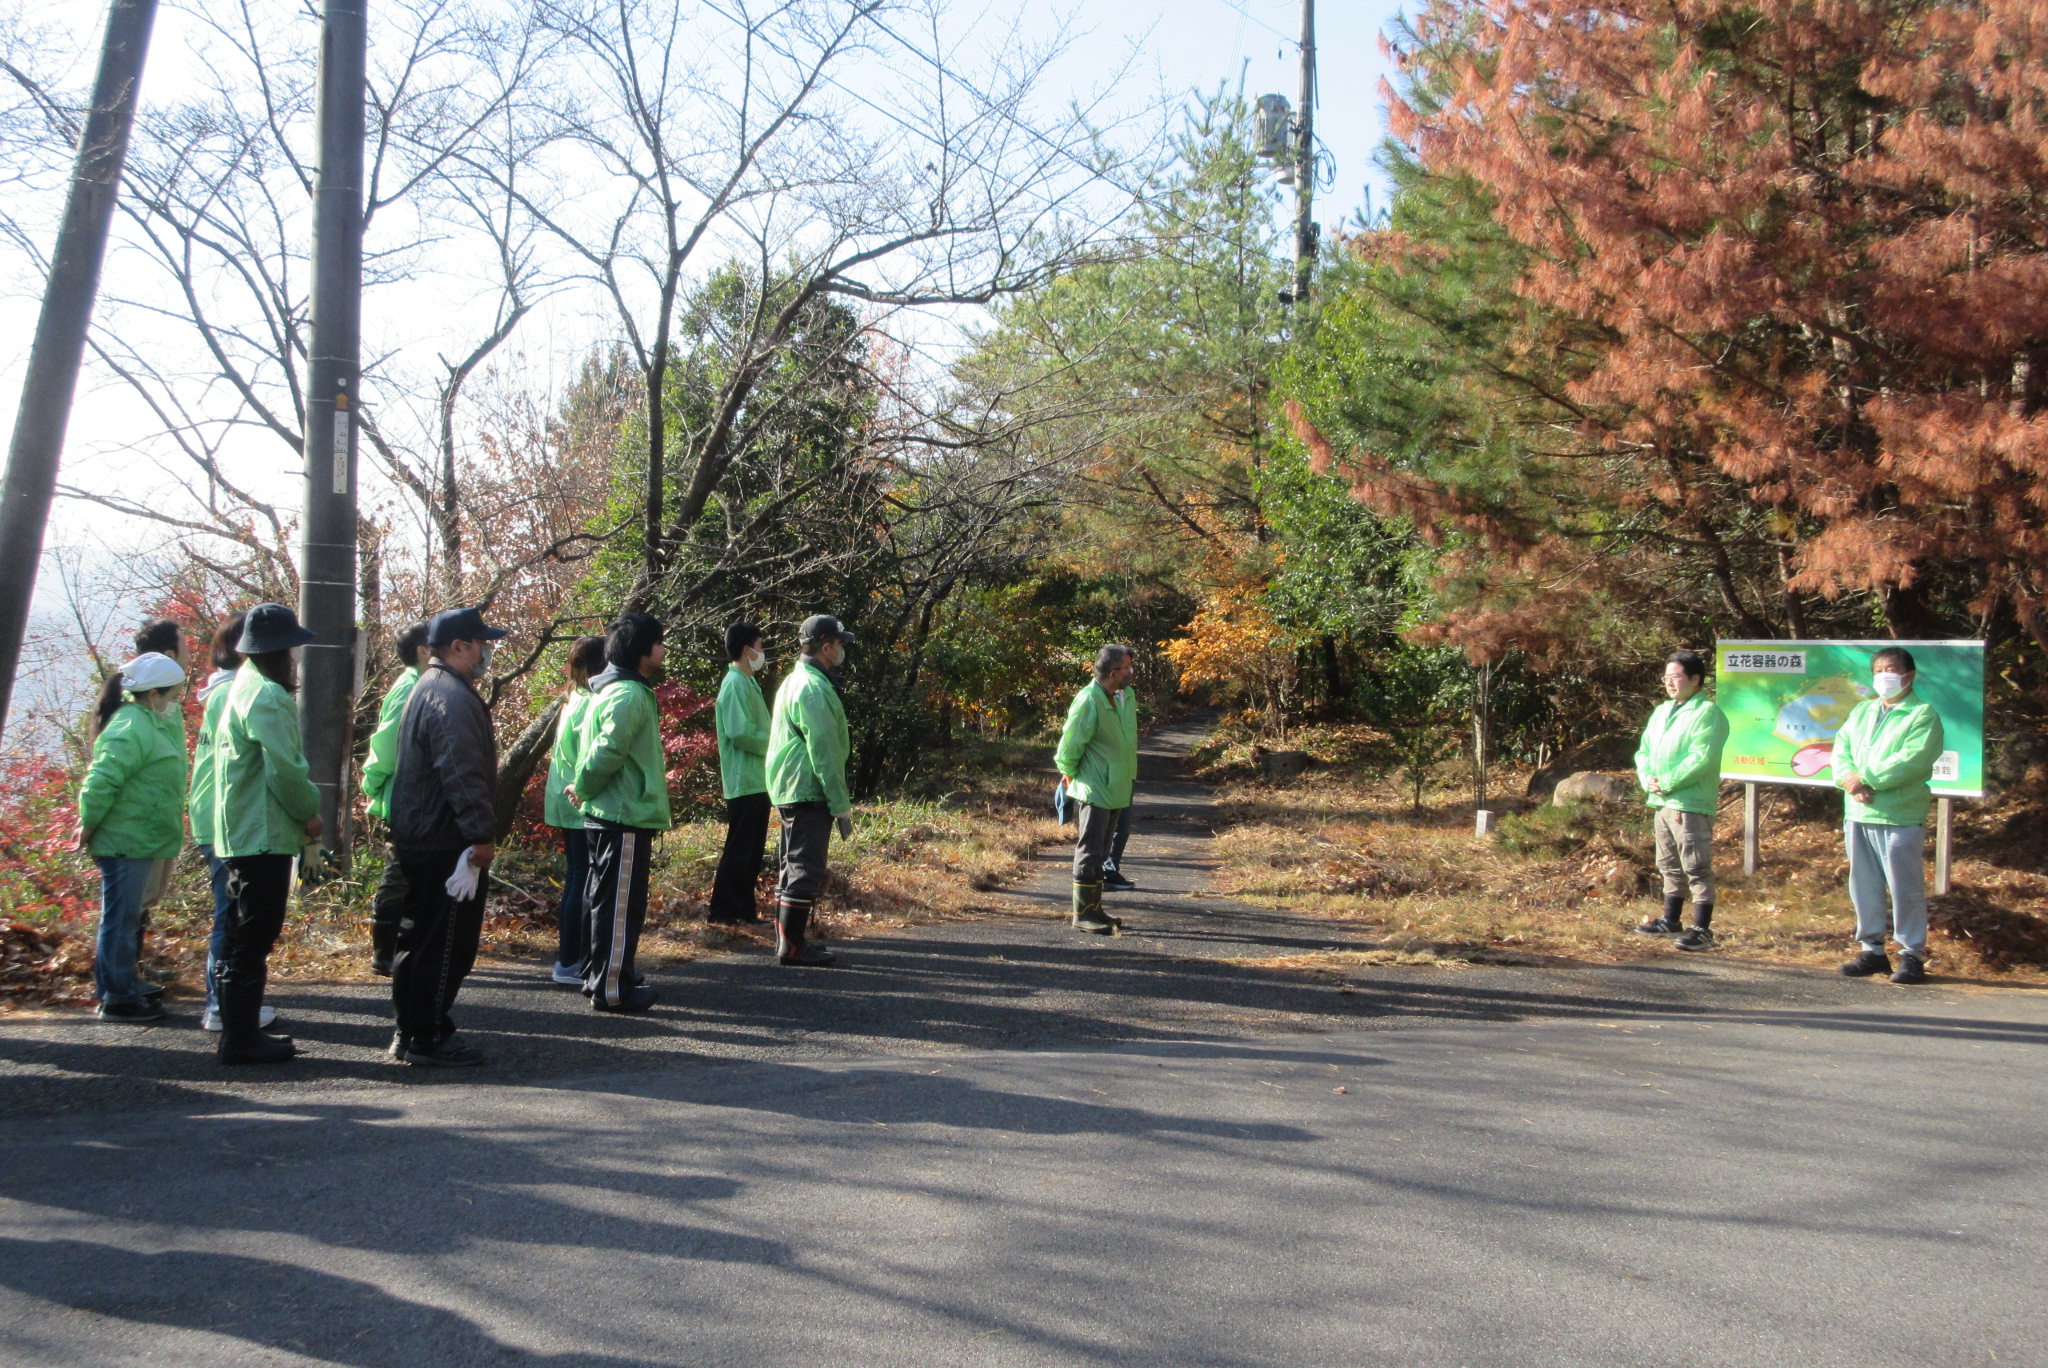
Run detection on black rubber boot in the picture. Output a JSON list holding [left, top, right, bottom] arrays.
[[1635, 894, 1684, 935], [776, 900, 836, 966], [216, 963, 295, 1064], [1071, 881, 1119, 934]]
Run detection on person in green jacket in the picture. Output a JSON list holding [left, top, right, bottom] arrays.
[[709, 621, 772, 926], [766, 614, 856, 966], [569, 611, 671, 1012], [544, 635, 607, 984], [75, 652, 188, 1023], [1055, 644, 1139, 934], [210, 603, 321, 1064], [1632, 650, 1730, 950], [188, 611, 275, 1033], [128, 618, 192, 917], [1834, 646, 1946, 985], [358, 620, 430, 975]]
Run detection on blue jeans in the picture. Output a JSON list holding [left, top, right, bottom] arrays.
[[197, 845, 234, 1012], [93, 856, 154, 1006], [1846, 821, 1928, 958]]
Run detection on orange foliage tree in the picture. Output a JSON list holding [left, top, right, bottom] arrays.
[[1300, 0, 2048, 659]]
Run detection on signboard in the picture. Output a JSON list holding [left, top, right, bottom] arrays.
[[1714, 639, 1985, 798]]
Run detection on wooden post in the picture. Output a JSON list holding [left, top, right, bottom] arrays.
[[1743, 782, 1759, 876], [1934, 796, 1953, 897]]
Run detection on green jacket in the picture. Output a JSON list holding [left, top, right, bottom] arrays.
[[573, 668, 671, 831], [1834, 691, 1945, 827], [1055, 682, 1138, 810], [716, 664, 772, 799], [543, 689, 593, 829], [767, 657, 850, 812], [211, 666, 321, 858], [1634, 692, 1728, 816], [188, 672, 233, 848], [359, 667, 420, 822], [79, 701, 187, 860]]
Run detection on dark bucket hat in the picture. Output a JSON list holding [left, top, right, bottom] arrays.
[[236, 603, 317, 654]]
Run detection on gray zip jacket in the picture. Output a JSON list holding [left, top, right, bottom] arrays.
[[388, 662, 498, 849]]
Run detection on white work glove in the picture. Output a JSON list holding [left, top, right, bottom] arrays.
[[834, 812, 854, 840], [445, 852, 481, 901]]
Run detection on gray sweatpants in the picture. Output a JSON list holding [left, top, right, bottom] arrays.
[[1846, 821, 1928, 958], [1653, 808, 1715, 904]]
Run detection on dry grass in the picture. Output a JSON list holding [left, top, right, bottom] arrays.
[[3, 739, 1063, 1009], [1203, 721, 2048, 985]]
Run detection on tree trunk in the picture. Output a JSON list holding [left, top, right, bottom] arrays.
[[494, 695, 562, 842]]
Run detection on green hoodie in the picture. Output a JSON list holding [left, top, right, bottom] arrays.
[[188, 672, 234, 848], [543, 689, 593, 828], [359, 666, 420, 822], [1633, 692, 1729, 816], [1834, 691, 1946, 826], [211, 666, 321, 858], [573, 670, 671, 831], [715, 664, 772, 799], [766, 657, 850, 812], [1055, 681, 1138, 809], [79, 700, 187, 860]]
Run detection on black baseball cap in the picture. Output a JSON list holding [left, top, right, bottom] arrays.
[[236, 603, 317, 654], [798, 614, 856, 645], [426, 606, 509, 647]]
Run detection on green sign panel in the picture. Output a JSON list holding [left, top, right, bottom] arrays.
[[1714, 639, 1985, 798]]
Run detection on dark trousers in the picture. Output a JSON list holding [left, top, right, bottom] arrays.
[[556, 827, 590, 968], [775, 803, 833, 953], [1105, 806, 1132, 872], [217, 855, 294, 1039], [583, 820, 653, 1007], [370, 843, 408, 965], [391, 848, 485, 1044], [1072, 803, 1124, 884], [710, 792, 770, 922]]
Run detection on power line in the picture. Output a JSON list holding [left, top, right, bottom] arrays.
[[1214, 0, 1296, 47]]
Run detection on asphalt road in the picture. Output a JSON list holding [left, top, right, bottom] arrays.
[[3, 716, 2045, 1365]]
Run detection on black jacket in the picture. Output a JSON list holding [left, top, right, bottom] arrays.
[[388, 662, 498, 850]]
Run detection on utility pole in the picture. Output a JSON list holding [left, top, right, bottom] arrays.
[[299, 0, 367, 862], [1292, 0, 1317, 307], [0, 0, 157, 745]]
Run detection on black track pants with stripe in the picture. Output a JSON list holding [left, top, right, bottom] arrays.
[[392, 847, 484, 1044], [582, 819, 653, 1006]]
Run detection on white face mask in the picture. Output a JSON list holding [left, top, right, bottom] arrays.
[[743, 646, 765, 674], [476, 641, 496, 675], [1873, 671, 1907, 699], [147, 693, 178, 717]]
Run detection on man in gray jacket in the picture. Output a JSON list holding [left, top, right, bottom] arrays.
[[386, 606, 506, 1067]]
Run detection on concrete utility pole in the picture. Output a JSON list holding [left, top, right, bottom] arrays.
[[299, 0, 367, 860], [0, 0, 157, 745], [1292, 0, 1317, 306]]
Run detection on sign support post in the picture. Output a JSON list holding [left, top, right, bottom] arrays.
[[1935, 797, 1953, 897], [1742, 782, 1759, 876]]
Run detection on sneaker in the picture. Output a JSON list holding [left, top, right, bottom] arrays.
[[1102, 870, 1137, 891], [590, 984, 660, 1014], [550, 962, 584, 986], [1674, 926, 1716, 952], [202, 1005, 279, 1032], [400, 1037, 484, 1067], [139, 980, 166, 998], [96, 1000, 166, 1024], [1634, 916, 1682, 935], [1890, 952, 1929, 985], [1840, 949, 1892, 977]]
